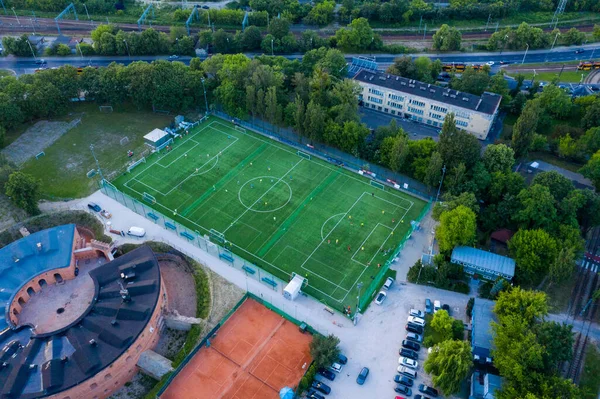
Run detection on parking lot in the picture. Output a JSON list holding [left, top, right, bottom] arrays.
[[313, 279, 471, 399]]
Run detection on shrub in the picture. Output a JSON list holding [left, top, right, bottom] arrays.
[[466, 297, 475, 319], [423, 336, 435, 347], [452, 319, 465, 340], [309, 334, 340, 369]]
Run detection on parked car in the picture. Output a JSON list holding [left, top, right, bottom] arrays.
[[486, 61, 495, 66], [337, 353, 348, 365], [201, 4, 209, 8], [311, 381, 331, 395], [329, 362, 343, 373], [575, 48, 585, 54], [356, 367, 369, 385], [415, 395, 431, 399], [405, 324, 424, 334], [407, 316, 425, 326], [100, 209, 112, 219], [425, 298, 433, 314], [374, 290, 387, 305], [318, 368, 336, 381], [406, 332, 423, 343], [402, 340, 421, 351], [383, 276, 395, 290], [398, 356, 418, 369], [409, 309, 425, 318], [34, 58, 47, 65], [395, 374, 414, 387], [442, 304, 450, 314], [399, 348, 419, 360], [433, 300, 441, 313], [127, 227, 146, 237], [307, 390, 325, 399], [419, 384, 439, 397], [87, 202, 101, 212], [394, 384, 412, 396], [168, 55, 180, 61], [397, 366, 417, 379]]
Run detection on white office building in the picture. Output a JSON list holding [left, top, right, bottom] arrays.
[[353, 69, 502, 140]]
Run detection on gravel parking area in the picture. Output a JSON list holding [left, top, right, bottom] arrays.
[[320, 282, 471, 399]]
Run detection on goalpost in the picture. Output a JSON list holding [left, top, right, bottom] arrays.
[[234, 125, 246, 133], [120, 137, 129, 146], [370, 180, 385, 190], [143, 192, 157, 204], [127, 157, 146, 173], [297, 150, 311, 160], [99, 105, 113, 113], [209, 228, 225, 244]]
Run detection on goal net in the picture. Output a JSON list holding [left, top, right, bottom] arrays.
[[99, 105, 113, 113], [234, 125, 246, 133], [156, 138, 174, 153], [143, 192, 157, 204], [127, 157, 146, 173], [370, 180, 385, 190], [120, 137, 129, 146], [297, 150, 311, 160], [209, 228, 225, 244]]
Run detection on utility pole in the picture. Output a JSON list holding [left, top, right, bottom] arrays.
[[83, 3, 90, 20], [271, 38, 274, 56], [418, 16, 422, 33], [354, 282, 363, 325], [90, 144, 105, 182], [546, 32, 560, 62], [521, 43, 529, 65], [494, 21, 499, 33], [200, 78, 209, 114], [76, 42, 84, 59], [123, 39, 130, 60], [423, 24, 427, 41], [485, 13, 491, 31], [11, 7, 19, 25], [26, 39, 36, 60], [435, 165, 446, 202], [558, 63, 565, 79]]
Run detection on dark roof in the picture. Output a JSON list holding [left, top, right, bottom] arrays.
[[0, 245, 161, 399], [53, 35, 71, 45], [353, 69, 502, 115], [1, 224, 76, 332], [490, 229, 514, 244], [471, 298, 496, 360]]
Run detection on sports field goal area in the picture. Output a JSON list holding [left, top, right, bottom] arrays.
[[112, 116, 427, 311]]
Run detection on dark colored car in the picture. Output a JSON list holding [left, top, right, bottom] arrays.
[[406, 323, 424, 334], [575, 48, 585, 54], [337, 353, 348, 365], [34, 59, 47, 65], [394, 375, 414, 387], [318, 368, 336, 381], [415, 395, 431, 399], [419, 384, 439, 397], [402, 340, 421, 351], [167, 55, 180, 61], [201, 4, 210, 9], [425, 298, 433, 314], [311, 381, 331, 395], [87, 202, 101, 212], [356, 367, 369, 385], [394, 384, 412, 396], [306, 389, 325, 399], [442, 304, 450, 314], [399, 348, 419, 360]]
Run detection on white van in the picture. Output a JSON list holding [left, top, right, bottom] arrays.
[[127, 227, 146, 237], [434, 300, 441, 313]]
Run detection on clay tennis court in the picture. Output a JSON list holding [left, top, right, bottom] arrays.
[[161, 298, 313, 399]]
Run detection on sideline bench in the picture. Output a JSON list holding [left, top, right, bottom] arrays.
[[219, 252, 234, 262], [261, 277, 277, 288], [180, 231, 194, 240]]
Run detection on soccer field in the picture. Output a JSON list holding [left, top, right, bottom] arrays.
[[113, 117, 428, 310]]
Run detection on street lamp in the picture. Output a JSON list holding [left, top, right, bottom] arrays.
[[271, 38, 274, 56], [25, 39, 36, 60], [83, 3, 90, 20], [123, 39, 130, 60], [200, 78, 209, 115], [12, 8, 20, 25], [76, 42, 84, 59], [499, 34, 509, 55], [354, 282, 363, 324], [546, 32, 560, 62], [591, 47, 597, 61], [521, 43, 529, 65]]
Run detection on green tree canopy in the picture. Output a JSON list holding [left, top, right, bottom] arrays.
[[432, 24, 462, 51], [580, 150, 600, 190], [512, 99, 541, 158], [309, 334, 340, 369], [431, 309, 453, 341], [435, 205, 477, 253], [482, 144, 515, 174], [424, 340, 472, 396], [5, 171, 40, 215], [509, 229, 558, 284], [438, 114, 481, 169]]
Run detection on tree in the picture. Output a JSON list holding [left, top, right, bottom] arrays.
[[432, 24, 462, 51], [240, 26, 262, 50], [424, 340, 472, 396], [495, 287, 549, 324], [508, 230, 558, 284], [435, 205, 477, 253], [531, 171, 574, 203], [424, 151, 443, 189], [451, 67, 491, 96], [269, 17, 291, 39], [549, 246, 576, 285], [304, 0, 335, 25], [334, 18, 376, 51], [536, 322, 574, 373], [563, 27, 586, 45], [512, 99, 542, 158], [438, 114, 481, 169], [379, 134, 409, 172], [431, 309, 453, 341], [5, 171, 40, 215], [577, 127, 600, 157], [309, 334, 340, 369], [482, 144, 515, 174], [537, 84, 573, 120], [582, 99, 600, 130], [432, 192, 478, 220], [580, 150, 600, 190]]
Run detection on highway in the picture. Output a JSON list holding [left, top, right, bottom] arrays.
[[0, 43, 598, 77]]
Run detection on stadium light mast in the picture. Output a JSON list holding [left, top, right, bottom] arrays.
[[200, 78, 209, 115], [435, 164, 446, 202], [90, 144, 105, 182], [354, 282, 363, 325]]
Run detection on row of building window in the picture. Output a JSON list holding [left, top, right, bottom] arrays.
[[368, 96, 383, 104], [456, 120, 469, 127], [389, 102, 403, 109], [368, 88, 384, 96], [430, 104, 447, 113], [407, 106, 424, 115], [389, 94, 404, 101], [409, 99, 425, 107], [428, 112, 443, 120], [455, 110, 470, 119]]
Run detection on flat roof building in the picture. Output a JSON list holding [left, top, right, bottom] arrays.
[[471, 298, 496, 363], [353, 69, 502, 140], [451, 246, 515, 281]]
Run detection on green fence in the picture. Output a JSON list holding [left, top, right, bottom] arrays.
[[358, 200, 432, 312]]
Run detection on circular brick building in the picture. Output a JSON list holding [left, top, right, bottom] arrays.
[[0, 224, 165, 399]]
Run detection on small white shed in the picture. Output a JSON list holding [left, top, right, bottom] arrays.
[[144, 128, 170, 148], [283, 274, 306, 301]]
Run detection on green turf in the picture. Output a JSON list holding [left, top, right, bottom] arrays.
[[506, 70, 590, 83], [113, 117, 427, 310]]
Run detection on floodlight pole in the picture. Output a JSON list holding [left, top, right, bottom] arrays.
[[435, 164, 446, 202], [83, 3, 90, 20], [123, 39, 130, 60], [354, 282, 363, 325], [12, 7, 20, 25], [90, 144, 105, 181], [521, 43, 529, 65], [26, 39, 36, 60], [201, 78, 209, 114]]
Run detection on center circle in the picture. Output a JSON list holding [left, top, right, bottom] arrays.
[[56, 307, 65, 314], [238, 176, 292, 213]]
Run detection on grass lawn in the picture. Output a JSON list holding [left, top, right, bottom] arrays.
[[539, 276, 578, 314], [19, 103, 172, 199], [506, 70, 589, 83], [579, 343, 600, 399], [112, 116, 427, 311]]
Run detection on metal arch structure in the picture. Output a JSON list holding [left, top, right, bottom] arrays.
[[551, 0, 568, 29], [138, 4, 154, 31], [55, 3, 78, 34], [185, 5, 200, 35], [242, 11, 249, 32]]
